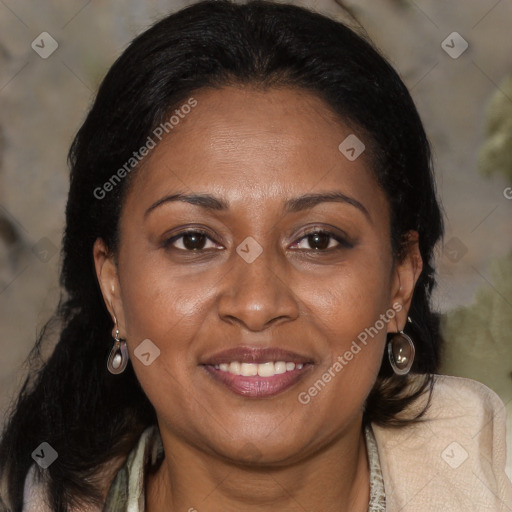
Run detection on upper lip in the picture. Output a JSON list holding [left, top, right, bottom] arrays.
[[201, 346, 314, 365]]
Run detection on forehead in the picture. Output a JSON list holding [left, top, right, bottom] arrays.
[[124, 85, 386, 218]]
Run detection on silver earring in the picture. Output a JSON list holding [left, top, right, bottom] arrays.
[[387, 331, 415, 376], [107, 329, 129, 374]]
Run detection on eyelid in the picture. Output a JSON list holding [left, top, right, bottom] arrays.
[[290, 225, 354, 248], [161, 227, 223, 250]]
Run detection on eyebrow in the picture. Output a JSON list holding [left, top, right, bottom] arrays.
[[144, 191, 370, 221], [285, 192, 370, 220], [145, 193, 228, 218]]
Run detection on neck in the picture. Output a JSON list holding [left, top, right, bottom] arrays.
[[145, 421, 370, 512]]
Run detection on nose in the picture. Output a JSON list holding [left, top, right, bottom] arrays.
[[216, 248, 300, 331]]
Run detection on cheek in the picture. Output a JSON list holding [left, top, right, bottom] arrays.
[[293, 250, 392, 412], [116, 250, 222, 395], [299, 248, 392, 339], [119, 250, 217, 336], [116, 256, 217, 424]]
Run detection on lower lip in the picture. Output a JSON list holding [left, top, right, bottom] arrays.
[[202, 365, 312, 398]]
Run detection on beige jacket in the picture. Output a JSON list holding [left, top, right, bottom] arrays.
[[21, 375, 512, 511], [372, 375, 512, 511]]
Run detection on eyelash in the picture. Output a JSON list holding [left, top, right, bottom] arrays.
[[162, 229, 220, 252], [291, 229, 353, 251], [162, 228, 353, 253]]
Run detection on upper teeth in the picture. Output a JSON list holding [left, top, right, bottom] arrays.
[[214, 361, 304, 377]]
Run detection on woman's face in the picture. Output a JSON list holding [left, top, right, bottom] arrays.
[[95, 85, 421, 464]]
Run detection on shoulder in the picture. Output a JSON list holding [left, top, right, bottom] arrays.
[[102, 424, 163, 511], [21, 427, 158, 512], [372, 374, 512, 511]]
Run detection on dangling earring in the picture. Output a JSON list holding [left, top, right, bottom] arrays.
[[387, 329, 415, 376], [107, 328, 129, 375]]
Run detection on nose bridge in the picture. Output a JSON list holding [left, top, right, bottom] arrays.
[[216, 240, 299, 330]]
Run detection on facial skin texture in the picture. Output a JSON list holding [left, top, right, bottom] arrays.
[[94, 85, 422, 512]]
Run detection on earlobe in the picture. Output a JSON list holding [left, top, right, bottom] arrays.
[[389, 230, 423, 331]]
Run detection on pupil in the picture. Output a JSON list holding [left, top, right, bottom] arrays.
[[308, 232, 329, 250], [183, 232, 206, 250]]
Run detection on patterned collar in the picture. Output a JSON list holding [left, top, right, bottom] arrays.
[[365, 424, 387, 511], [103, 424, 386, 511]]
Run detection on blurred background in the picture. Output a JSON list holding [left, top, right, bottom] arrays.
[[0, 0, 511, 477]]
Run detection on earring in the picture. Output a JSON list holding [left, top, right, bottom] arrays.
[[107, 328, 129, 374], [387, 330, 415, 376]]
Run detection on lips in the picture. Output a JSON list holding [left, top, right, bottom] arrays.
[[200, 346, 313, 398], [201, 346, 313, 365]]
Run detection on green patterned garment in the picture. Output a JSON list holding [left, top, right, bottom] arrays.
[[103, 424, 386, 511]]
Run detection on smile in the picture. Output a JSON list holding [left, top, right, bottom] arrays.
[[201, 346, 314, 398]]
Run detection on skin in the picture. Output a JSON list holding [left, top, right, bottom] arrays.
[[94, 85, 422, 512]]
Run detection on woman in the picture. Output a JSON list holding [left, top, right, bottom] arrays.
[[0, 1, 510, 511]]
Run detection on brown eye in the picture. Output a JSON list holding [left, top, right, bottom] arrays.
[[163, 230, 221, 251], [291, 230, 353, 251], [306, 232, 331, 250], [181, 232, 208, 250]]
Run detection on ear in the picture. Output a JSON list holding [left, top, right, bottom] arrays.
[[387, 230, 423, 333], [93, 238, 127, 338]]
